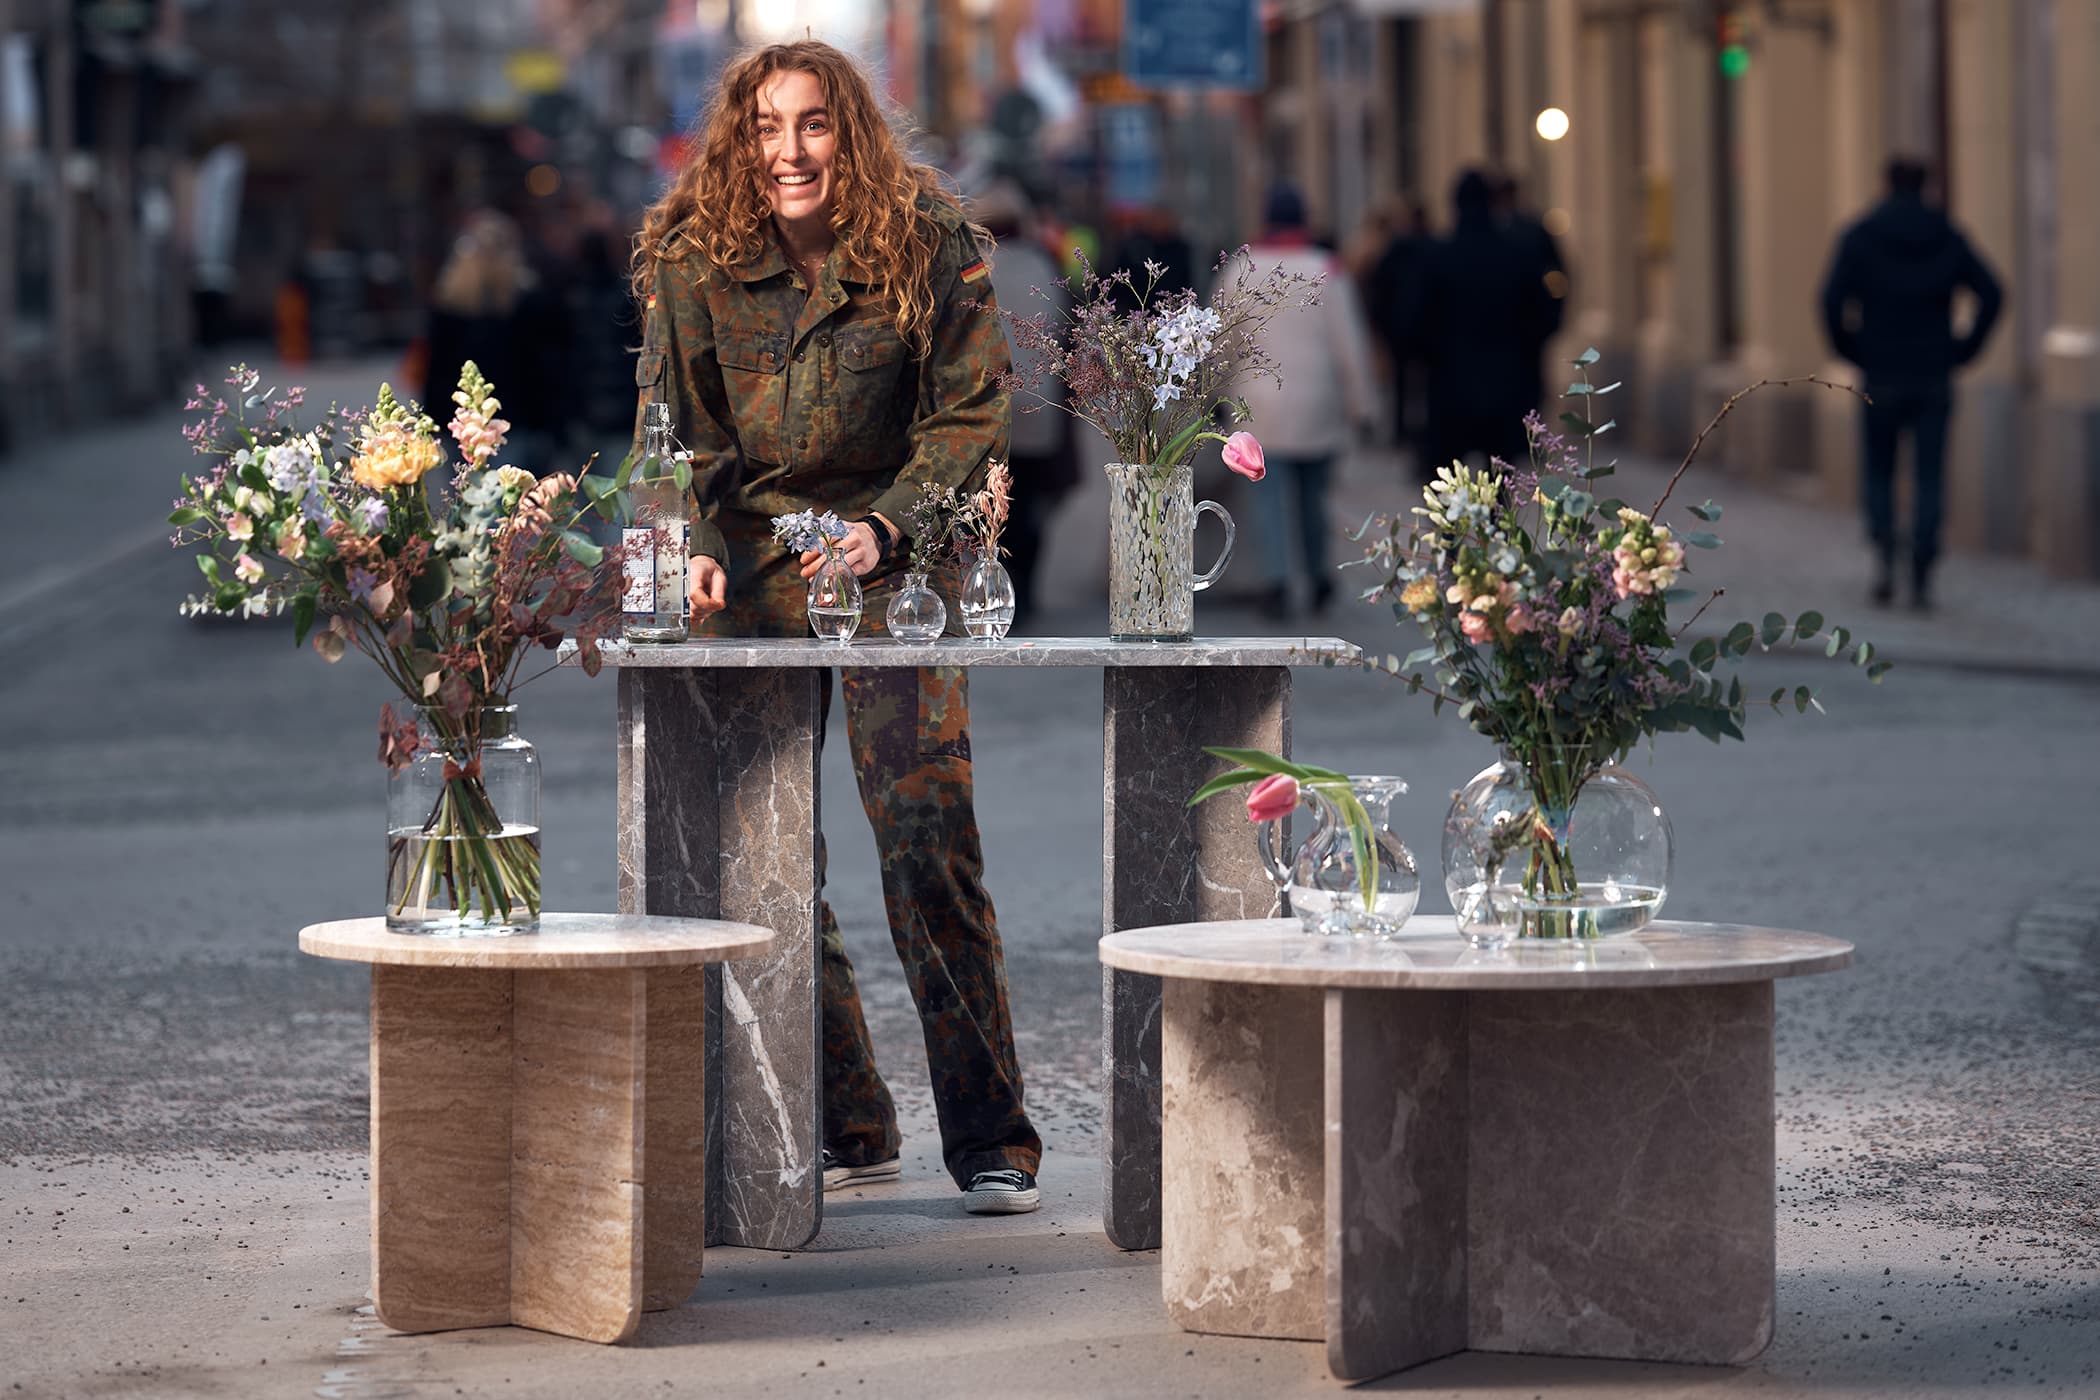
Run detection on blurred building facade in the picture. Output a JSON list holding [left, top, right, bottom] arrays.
[[1397, 0, 2097, 577]]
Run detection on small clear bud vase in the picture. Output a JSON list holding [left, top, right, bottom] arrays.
[[885, 571, 947, 642], [1441, 748, 1673, 949], [806, 550, 862, 643], [959, 553, 1016, 639], [386, 706, 540, 936]]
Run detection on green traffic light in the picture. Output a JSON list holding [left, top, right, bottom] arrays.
[[1720, 44, 1750, 78]]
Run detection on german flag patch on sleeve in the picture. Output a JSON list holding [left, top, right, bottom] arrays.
[[959, 257, 989, 285]]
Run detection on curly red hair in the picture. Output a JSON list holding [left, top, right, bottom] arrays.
[[632, 41, 977, 358]]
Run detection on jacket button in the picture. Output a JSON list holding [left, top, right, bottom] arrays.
[[817, 334, 831, 348], [795, 350, 806, 363]]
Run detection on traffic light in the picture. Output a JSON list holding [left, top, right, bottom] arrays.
[[1718, 6, 1749, 78]]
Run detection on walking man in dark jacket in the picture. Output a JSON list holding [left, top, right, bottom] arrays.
[[1819, 158, 2002, 608]]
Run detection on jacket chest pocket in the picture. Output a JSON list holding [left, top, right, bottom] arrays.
[[718, 328, 791, 463], [835, 324, 910, 427]]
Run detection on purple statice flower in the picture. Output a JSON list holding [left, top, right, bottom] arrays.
[[302, 486, 332, 524], [356, 497, 389, 533], [348, 568, 378, 603]]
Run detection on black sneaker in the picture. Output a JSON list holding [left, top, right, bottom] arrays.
[[822, 1149, 901, 1191], [962, 1168, 1040, 1215]]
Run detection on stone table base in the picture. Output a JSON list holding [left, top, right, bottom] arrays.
[[301, 915, 773, 1344], [1107, 918, 1852, 1382]]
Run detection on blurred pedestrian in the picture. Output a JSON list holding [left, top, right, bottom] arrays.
[[1492, 173, 1568, 417], [1401, 169, 1554, 476], [1230, 183, 1375, 619], [633, 39, 1041, 1216], [1365, 200, 1433, 459], [1820, 157, 2003, 609], [973, 181, 1075, 631], [422, 210, 566, 475]]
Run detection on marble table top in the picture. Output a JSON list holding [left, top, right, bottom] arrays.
[[299, 913, 775, 969], [558, 635, 1358, 669], [1098, 916, 1853, 990]]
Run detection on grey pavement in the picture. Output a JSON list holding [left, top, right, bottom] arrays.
[[2, 361, 2097, 1397]]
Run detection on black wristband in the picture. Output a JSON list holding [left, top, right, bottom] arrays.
[[856, 515, 896, 568]]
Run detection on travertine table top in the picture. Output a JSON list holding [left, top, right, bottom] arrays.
[[1099, 917, 1852, 989], [299, 913, 775, 969], [559, 635, 1358, 668]]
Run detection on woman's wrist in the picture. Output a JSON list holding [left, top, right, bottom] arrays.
[[856, 515, 897, 568]]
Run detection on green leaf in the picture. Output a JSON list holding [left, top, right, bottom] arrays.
[[407, 556, 453, 610], [167, 506, 207, 527], [1689, 499, 1723, 522], [1760, 612, 1787, 647], [1590, 419, 1617, 436], [1186, 771, 1266, 806], [1574, 346, 1601, 366], [1558, 412, 1590, 436], [1560, 490, 1593, 517], [614, 453, 645, 493], [672, 456, 693, 493], [1794, 610, 1824, 638], [292, 591, 317, 648], [1689, 638, 1719, 670], [1770, 687, 1786, 707], [1854, 640, 1876, 668], [213, 583, 246, 612], [1793, 685, 1814, 714], [1727, 675, 1743, 707], [1725, 621, 1756, 655], [1582, 462, 1615, 479], [560, 530, 604, 567], [197, 555, 222, 583], [1564, 382, 1594, 396], [239, 460, 269, 492], [1594, 381, 1622, 395], [1685, 531, 1722, 549], [1867, 660, 1894, 681]]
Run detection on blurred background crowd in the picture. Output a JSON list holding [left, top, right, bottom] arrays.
[[3, 0, 2094, 584]]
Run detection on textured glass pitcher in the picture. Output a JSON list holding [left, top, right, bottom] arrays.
[[1256, 776, 1421, 938], [1104, 462, 1234, 642]]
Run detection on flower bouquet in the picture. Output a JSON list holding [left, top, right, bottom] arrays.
[[1355, 353, 1887, 942], [169, 363, 622, 933], [996, 252, 1311, 639]]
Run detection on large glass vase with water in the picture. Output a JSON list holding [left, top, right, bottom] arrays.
[[1442, 748, 1674, 948]]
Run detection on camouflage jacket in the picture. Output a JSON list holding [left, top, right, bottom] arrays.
[[636, 198, 1011, 568]]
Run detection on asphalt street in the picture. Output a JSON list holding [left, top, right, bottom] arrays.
[[2, 355, 2097, 1397]]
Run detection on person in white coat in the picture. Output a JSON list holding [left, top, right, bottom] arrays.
[[1231, 185, 1375, 617]]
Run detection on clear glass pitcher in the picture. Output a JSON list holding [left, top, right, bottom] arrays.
[[1256, 776, 1420, 939], [1104, 462, 1234, 642]]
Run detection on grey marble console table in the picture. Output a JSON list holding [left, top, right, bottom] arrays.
[[577, 635, 1354, 1252], [1097, 917, 1853, 1382]]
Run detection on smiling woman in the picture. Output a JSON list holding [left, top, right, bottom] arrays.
[[626, 40, 1038, 1217]]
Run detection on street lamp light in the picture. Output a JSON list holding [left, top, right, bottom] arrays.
[[1535, 107, 1570, 142]]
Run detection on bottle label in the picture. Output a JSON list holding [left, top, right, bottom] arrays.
[[623, 522, 689, 615]]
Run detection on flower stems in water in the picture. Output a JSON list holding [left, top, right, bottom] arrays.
[[388, 774, 540, 927]]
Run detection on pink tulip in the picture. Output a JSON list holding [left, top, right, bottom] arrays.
[[1245, 773, 1299, 823], [1222, 431, 1266, 482]]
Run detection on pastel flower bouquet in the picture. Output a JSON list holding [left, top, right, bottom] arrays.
[[1356, 353, 1888, 940], [997, 251, 1311, 639], [169, 363, 620, 931]]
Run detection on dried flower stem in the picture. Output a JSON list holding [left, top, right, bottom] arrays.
[[1650, 376, 1868, 517]]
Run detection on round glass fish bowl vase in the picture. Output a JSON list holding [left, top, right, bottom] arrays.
[[1442, 749, 1673, 949], [386, 706, 540, 936], [885, 571, 948, 642]]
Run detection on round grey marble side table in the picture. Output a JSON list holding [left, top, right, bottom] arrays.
[[1097, 916, 1852, 1383], [301, 913, 773, 1345]]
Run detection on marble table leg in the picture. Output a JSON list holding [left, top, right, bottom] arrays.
[[1465, 982, 1777, 1365], [369, 965, 657, 1344], [617, 667, 823, 1252], [1101, 666, 1289, 1251]]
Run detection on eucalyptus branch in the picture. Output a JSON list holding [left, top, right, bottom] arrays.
[[1651, 376, 1868, 516]]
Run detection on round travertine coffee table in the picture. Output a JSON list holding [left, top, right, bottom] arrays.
[[1097, 916, 1852, 1383], [302, 913, 774, 1344]]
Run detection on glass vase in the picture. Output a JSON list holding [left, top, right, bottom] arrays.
[[1104, 462, 1234, 642], [386, 706, 540, 936], [806, 551, 862, 643], [1256, 776, 1421, 938], [1442, 749, 1673, 949], [885, 570, 947, 642], [959, 554, 1016, 639]]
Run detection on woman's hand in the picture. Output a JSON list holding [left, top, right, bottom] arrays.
[[687, 555, 728, 619], [798, 516, 897, 579]]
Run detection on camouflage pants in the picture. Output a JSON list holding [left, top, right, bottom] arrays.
[[701, 515, 1041, 1187]]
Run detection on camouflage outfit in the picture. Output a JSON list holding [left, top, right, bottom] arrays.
[[638, 198, 1041, 1188]]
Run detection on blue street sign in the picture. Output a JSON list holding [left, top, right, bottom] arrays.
[[1124, 0, 1263, 91]]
